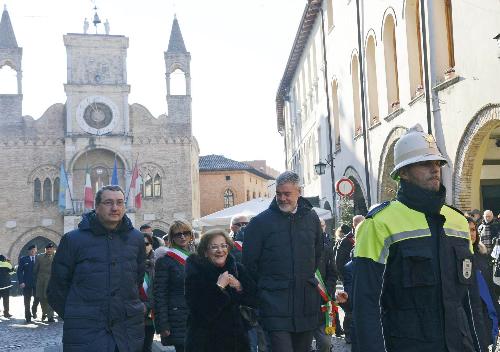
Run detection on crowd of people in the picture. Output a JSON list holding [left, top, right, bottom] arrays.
[[1, 124, 500, 352]]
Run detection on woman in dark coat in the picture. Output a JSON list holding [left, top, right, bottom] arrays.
[[153, 220, 194, 351], [184, 229, 256, 352], [468, 216, 500, 347], [141, 233, 156, 352]]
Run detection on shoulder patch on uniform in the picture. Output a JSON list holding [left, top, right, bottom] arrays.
[[366, 201, 391, 219], [445, 204, 464, 216]]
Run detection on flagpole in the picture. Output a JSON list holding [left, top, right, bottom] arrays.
[[126, 154, 139, 203], [63, 162, 75, 213]]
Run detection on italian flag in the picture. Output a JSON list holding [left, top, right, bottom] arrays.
[[166, 248, 189, 266], [234, 241, 243, 251], [84, 170, 94, 209], [130, 164, 142, 209]]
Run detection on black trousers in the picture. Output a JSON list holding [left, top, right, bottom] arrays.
[[268, 330, 314, 352], [142, 324, 155, 352], [0, 288, 9, 314], [23, 286, 39, 320]]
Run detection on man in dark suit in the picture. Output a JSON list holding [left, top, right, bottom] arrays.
[[17, 244, 40, 323]]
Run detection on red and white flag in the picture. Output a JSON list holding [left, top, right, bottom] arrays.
[[130, 164, 142, 209], [84, 170, 94, 209]]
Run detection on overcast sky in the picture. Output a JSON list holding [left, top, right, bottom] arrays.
[[0, 0, 306, 171]]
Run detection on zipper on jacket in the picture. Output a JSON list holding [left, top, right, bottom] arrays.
[[467, 289, 482, 352]]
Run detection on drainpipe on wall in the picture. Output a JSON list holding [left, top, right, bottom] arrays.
[[420, 0, 433, 135], [319, 6, 338, 224], [355, 0, 372, 207]]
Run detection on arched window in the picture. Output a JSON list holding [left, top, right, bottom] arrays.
[[366, 35, 380, 125], [91, 166, 109, 195], [53, 177, 60, 203], [43, 178, 52, 203], [326, 0, 334, 29], [331, 80, 341, 149], [351, 53, 362, 135], [34, 178, 41, 202], [144, 174, 153, 198], [406, 0, 423, 98], [170, 68, 186, 95], [153, 174, 161, 197], [0, 65, 17, 94], [224, 189, 234, 208], [433, 0, 455, 80], [383, 14, 400, 113]]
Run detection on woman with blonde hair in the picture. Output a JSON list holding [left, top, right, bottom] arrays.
[[153, 220, 194, 351]]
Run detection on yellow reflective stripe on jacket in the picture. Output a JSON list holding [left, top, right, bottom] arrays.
[[355, 201, 471, 264]]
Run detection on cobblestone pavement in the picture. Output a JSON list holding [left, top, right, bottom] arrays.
[[0, 296, 353, 352]]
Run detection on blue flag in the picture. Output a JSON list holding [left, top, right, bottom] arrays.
[[58, 163, 68, 212], [111, 158, 119, 185]]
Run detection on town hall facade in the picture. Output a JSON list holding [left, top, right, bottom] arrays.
[[0, 7, 200, 263]]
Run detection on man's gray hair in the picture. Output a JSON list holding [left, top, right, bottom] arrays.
[[276, 171, 300, 188]]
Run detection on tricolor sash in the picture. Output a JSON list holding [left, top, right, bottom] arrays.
[[234, 241, 243, 251], [166, 247, 190, 266], [315, 269, 339, 335]]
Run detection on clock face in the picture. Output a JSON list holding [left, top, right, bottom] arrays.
[[83, 102, 113, 129], [76, 96, 119, 135]]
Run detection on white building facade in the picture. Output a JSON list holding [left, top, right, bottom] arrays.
[[277, 0, 500, 220]]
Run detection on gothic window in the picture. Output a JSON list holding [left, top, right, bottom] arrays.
[[144, 174, 153, 198], [170, 68, 186, 95], [153, 174, 161, 197], [224, 189, 234, 208], [383, 14, 400, 114], [366, 35, 380, 125], [53, 177, 60, 203], [34, 178, 41, 202], [43, 178, 52, 203]]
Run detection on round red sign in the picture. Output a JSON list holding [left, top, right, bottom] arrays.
[[335, 177, 355, 197]]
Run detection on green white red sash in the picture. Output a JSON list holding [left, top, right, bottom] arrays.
[[234, 241, 243, 251], [166, 247, 190, 266], [315, 269, 339, 335]]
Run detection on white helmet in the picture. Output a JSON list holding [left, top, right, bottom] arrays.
[[390, 124, 447, 180]]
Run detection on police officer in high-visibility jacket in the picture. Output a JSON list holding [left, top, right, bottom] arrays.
[[352, 124, 489, 352]]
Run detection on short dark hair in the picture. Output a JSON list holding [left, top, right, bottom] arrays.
[[197, 229, 233, 257], [143, 232, 153, 245], [140, 224, 152, 231], [95, 185, 125, 206]]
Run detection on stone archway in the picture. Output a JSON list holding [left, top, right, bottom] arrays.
[[453, 104, 500, 211], [148, 220, 170, 235], [378, 126, 408, 202], [9, 227, 62, 265], [343, 167, 368, 216]]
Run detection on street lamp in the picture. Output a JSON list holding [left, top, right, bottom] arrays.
[[494, 33, 500, 59], [314, 155, 334, 176]]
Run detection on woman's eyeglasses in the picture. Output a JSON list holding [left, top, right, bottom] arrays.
[[208, 244, 229, 252], [173, 231, 192, 238]]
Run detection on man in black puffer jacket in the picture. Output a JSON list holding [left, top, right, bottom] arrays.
[[48, 185, 146, 352], [243, 171, 323, 352]]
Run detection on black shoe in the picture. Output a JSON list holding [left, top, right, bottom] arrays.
[[32, 313, 37, 319], [345, 335, 352, 344], [42, 314, 47, 321], [25, 319, 32, 324], [47, 318, 55, 323], [4, 313, 12, 318]]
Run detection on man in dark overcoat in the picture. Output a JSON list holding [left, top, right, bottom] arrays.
[[48, 185, 146, 352], [243, 171, 323, 352], [17, 244, 40, 323]]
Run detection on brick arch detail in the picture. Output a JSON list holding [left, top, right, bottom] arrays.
[[9, 226, 62, 265], [453, 104, 500, 210], [147, 220, 170, 234], [377, 126, 408, 202]]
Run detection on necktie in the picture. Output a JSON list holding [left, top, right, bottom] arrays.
[[31, 256, 34, 263]]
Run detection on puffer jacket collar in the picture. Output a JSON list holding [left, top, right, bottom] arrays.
[[78, 210, 134, 236], [269, 196, 313, 217]]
